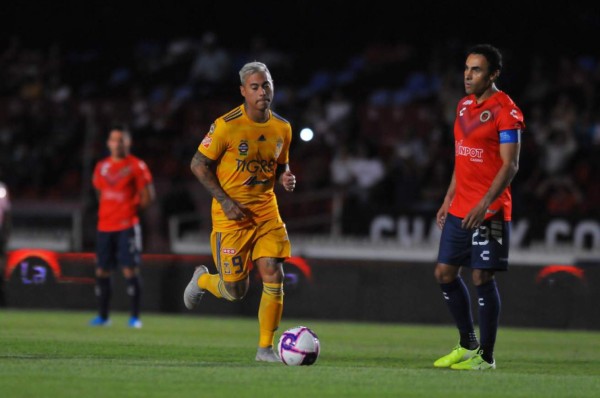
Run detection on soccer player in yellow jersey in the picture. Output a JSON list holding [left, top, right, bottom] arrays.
[[183, 61, 296, 362]]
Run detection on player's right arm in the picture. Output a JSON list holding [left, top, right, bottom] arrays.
[[436, 170, 456, 229], [138, 183, 156, 209], [190, 151, 247, 221], [136, 159, 156, 210], [92, 163, 102, 201]]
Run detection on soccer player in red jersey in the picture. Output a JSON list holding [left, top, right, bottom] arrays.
[[433, 44, 525, 370], [90, 127, 155, 328]]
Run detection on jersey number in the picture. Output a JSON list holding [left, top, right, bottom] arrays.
[[223, 255, 243, 275], [472, 227, 489, 246]]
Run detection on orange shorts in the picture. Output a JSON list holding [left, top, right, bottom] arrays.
[[210, 217, 291, 282]]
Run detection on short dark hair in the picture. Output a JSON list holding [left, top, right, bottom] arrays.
[[109, 124, 131, 138], [467, 44, 503, 74], [110, 124, 130, 133]]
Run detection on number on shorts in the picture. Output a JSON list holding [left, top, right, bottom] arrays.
[[232, 255, 243, 274], [472, 226, 489, 246]]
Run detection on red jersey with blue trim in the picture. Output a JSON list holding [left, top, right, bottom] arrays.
[[93, 155, 153, 232], [450, 91, 525, 221]]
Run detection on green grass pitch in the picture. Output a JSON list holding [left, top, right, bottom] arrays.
[[1, 309, 599, 397]]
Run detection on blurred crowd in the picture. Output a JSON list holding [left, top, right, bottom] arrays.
[[0, 33, 598, 242]]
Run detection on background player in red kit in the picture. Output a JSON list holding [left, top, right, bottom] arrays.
[[433, 44, 525, 370], [90, 127, 155, 328]]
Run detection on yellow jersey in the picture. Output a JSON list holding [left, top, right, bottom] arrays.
[[198, 104, 292, 231]]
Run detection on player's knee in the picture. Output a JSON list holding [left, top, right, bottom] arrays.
[[122, 266, 136, 279], [434, 263, 456, 284], [223, 279, 249, 301], [472, 270, 494, 286], [257, 259, 284, 283], [263, 268, 284, 284], [96, 268, 111, 278]]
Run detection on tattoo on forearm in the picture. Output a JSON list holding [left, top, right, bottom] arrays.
[[190, 151, 205, 169], [191, 151, 228, 203]]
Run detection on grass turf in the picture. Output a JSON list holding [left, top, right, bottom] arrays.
[[1, 309, 599, 397]]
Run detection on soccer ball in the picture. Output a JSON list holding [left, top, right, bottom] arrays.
[[277, 326, 320, 366]]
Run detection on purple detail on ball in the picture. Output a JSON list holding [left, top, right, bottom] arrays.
[[280, 326, 320, 366], [279, 343, 290, 365], [280, 333, 297, 350]]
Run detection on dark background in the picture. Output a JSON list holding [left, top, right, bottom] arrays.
[[2, 1, 599, 249], [4, 1, 599, 54]]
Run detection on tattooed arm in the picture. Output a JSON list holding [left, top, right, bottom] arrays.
[[190, 151, 247, 220]]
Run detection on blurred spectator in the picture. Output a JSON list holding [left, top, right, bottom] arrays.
[[520, 55, 551, 106], [188, 32, 232, 98], [330, 141, 385, 234], [537, 128, 577, 177], [160, 177, 197, 234], [0, 181, 11, 306], [0, 181, 11, 252], [247, 35, 291, 74], [1, 36, 599, 245], [330, 144, 355, 189], [535, 176, 583, 216], [323, 88, 354, 145]]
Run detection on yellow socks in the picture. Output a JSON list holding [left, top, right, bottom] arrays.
[[258, 282, 284, 348], [199, 275, 284, 347], [199, 273, 236, 301]]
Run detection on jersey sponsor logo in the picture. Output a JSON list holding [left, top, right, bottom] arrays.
[[242, 176, 270, 186], [100, 164, 132, 185], [238, 140, 249, 156], [102, 189, 127, 202], [201, 135, 212, 148], [491, 220, 503, 245], [455, 140, 483, 162], [236, 158, 276, 173], [222, 261, 231, 274], [479, 110, 492, 123], [100, 163, 111, 176], [222, 248, 236, 255], [480, 251, 490, 261], [462, 99, 473, 105]]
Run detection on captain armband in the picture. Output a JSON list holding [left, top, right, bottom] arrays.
[[498, 129, 521, 144]]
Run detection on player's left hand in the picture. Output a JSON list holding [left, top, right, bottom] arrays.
[[281, 170, 296, 192]]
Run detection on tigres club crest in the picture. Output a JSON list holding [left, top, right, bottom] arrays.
[[238, 140, 249, 156]]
